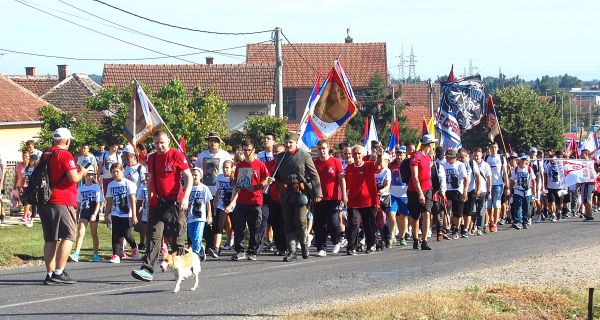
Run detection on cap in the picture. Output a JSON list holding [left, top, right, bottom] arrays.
[[29, 154, 39, 161], [122, 144, 135, 154], [86, 166, 96, 175], [396, 145, 407, 153], [53, 128, 73, 140], [191, 166, 203, 175], [420, 134, 438, 145], [206, 132, 223, 143], [519, 153, 530, 160], [508, 152, 518, 159], [445, 148, 457, 158], [529, 147, 537, 153], [284, 132, 299, 142]]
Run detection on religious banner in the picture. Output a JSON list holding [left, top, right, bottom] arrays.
[[556, 158, 595, 188]]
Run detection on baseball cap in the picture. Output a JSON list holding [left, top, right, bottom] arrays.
[[122, 144, 135, 154], [529, 147, 537, 153], [519, 153, 530, 160], [396, 145, 406, 153], [53, 128, 73, 140], [445, 148, 457, 158], [420, 134, 438, 145]]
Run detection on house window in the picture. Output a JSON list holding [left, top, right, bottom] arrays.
[[283, 89, 296, 121]]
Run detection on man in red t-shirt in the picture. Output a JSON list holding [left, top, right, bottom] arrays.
[[132, 130, 192, 282], [407, 134, 437, 251], [345, 144, 383, 255], [313, 139, 347, 256], [265, 144, 287, 255], [230, 140, 269, 261], [40, 128, 89, 285]]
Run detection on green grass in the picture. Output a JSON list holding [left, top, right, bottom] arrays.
[[0, 221, 114, 267]]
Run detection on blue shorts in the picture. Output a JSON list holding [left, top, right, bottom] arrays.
[[582, 184, 594, 204], [487, 185, 503, 209], [390, 196, 409, 216]]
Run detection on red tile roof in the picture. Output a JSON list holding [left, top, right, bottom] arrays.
[[7, 75, 59, 97], [246, 42, 387, 88], [42, 73, 105, 124], [287, 123, 347, 148], [102, 64, 275, 104], [0, 75, 48, 122], [398, 83, 440, 131]]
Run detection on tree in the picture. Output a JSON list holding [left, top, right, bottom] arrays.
[[345, 72, 418, 147], [533, 75, 560, 95], [36, 105, 103, 153], [224, 115, 288, 149], [559, 73, 582, 89]]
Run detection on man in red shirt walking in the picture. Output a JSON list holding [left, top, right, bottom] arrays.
[[41, 128, 89, 285], [313, 139, 347, 256], [132, 130, 192, 282], [231, 140, 269, 261], [345, 144, 383, 255], [407, 134, 437, 250]]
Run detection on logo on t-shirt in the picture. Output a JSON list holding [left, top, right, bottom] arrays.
[[236, 167, 253, 189], [165, 163, 174, 172], [69, 160, 75, 168]]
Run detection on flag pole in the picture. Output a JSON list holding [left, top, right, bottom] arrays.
[[133, 80, 137, 150], [493, 104, 508, 154]]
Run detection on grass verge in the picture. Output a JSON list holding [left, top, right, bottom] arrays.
[[283, 284, 600, 320]]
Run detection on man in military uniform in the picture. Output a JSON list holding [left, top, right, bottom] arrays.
[[274, 132, 322, 262]]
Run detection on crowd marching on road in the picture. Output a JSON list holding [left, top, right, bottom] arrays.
[[11, 128, 598, 285]]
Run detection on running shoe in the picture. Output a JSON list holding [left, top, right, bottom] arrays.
[[317, 250, 327, 257], [421, 241, 432, 250], [231, 252, 245, 261], [497, 219, 505, 226], [109, 255, 120, 264], [68, 252, 80, 263], [262, 242, 274, 252], [206, 247, 218, 259], [50, 271, 76, 284], [451, 232, 460, 240], [339, 237, 348, 248], [44, 274, 57, 285], [585, 216, 595, 221], [246, 253, 257, 261], [223, 243, 231, 250], [131, 268, 153, 282], [412, 240, 420, 250], [91, 252, 101, 262], [551, 214, 557, 222], [536, 214, 542, 223], [346, 249, 356, 256], [476, 229, 483, 236], [460, 230, 469, 238], [522, 223, 529, 229], [332, 243, 341, 254]]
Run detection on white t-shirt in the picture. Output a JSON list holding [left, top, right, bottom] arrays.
[[124, 163, 147, 186], [486, 154, 506, 186], [100, 151, 121, 179], [511, 166, 535, 197], [257, 150, 274, 163], [465, 160, 480, 192], [216, 174, 235, 210], [476, 161, 492, 194], [77, 184, 103, 216], [187, 183, 213, 223], [375, 168, 391, 196], [545, 162, 561, 190], [77, 154, 97, 168], [194, 149, 233, 195], [136, 184, 149, 222], [443, 161, 468, 193], [106, 179, 137, 218]]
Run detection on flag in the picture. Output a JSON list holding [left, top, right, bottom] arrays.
[[448, 64, 455, 82], [386, 119, 400, 152], [564, 136, 577, 158], [297, 73, 322, 150], [179, 135, 187, 154], [124, 81, 165, 146], [440, 75, 486, 131], [364, 116, 379, 155], [581, 131, 599, 156], [557, 158, 596, 187], [577, 129, 584, 157], [486, 95, 501, 141], [417, 117, 433, 150], [298, 59, 357, 150], [362, 116, 369, 145]]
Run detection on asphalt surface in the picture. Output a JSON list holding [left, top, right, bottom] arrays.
[[0, 218, 598, 319]]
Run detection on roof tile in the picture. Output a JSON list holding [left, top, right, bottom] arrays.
[[0, 75, 48, 122], [42, 73, 105, 124], [7, 75, 59, 96], [398, 83, 440, 131]]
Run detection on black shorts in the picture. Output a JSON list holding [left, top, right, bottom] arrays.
[[547, 189, 562, 205], [465, 190, 477, 216], [407, 189, 433, 220], [445, 190, 465, 218]]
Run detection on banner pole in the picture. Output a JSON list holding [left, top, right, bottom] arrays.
[[493, 105, 508, 154]]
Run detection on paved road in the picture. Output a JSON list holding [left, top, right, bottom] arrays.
[[0, 219, 598, 319]]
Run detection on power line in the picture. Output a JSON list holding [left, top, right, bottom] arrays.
[[15, 0, 201, 64], [55, 0, 245, 58], [280, 31, 320, 76], [92, 0, 273, 36]]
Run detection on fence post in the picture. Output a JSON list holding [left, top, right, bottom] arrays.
[[589, 288, 594, 320]]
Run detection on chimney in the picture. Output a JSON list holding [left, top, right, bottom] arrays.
[[345, 28, 353, 44], [25, 67, 36, 76], [206, 57, 214, 65], [57, 64, 68, 81]]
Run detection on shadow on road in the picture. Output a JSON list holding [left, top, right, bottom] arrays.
[[0, 311, 274, 318]]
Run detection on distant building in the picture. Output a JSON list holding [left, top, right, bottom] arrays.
[[42, 73, 105, 124], [397, 82, 440, 131]]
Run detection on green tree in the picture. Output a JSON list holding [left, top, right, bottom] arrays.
[[533, 75, 560, 95], [224, 115, 288, 149], [86, 84, 133, 145], [559, 73, 582, 89]]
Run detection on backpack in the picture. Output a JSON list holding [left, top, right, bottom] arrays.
[[431, 161, 442, 192], [400, 152, 422, 183], [22, 149, 65, 206]]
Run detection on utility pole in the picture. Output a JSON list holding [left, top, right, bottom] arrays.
[[392, 85, 396, 121], [398, 47, 405, 83], [274, 27, 283, 118]]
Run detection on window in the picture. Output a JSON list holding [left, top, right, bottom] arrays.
[[283, 89, 296, 121]]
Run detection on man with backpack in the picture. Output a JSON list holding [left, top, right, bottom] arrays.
[[510, 153, 537, 229], [485, 142, 509, 232], [38, 128, 89, 284], [430, 146, 447, 241]]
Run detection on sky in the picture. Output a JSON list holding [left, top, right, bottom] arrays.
[[2, 0, 599, 81]]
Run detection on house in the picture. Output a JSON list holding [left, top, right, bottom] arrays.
[[102, 59, 276, 130], [246, 40, 388, 123], [397, 82, 440, 131], [0, 75, 48, 161], [7, 65, 66, 96], [42, 73, 105, 123]]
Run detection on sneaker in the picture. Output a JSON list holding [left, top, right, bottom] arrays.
[[91, 252, 101, 262], [51, 271, 76, 284], [68, 252, 80, 263], [283, 252, 297, 262], [109, 255, 120, 264], [339, 237, 348, 248], [460, 230, 469, 238], [497, 219, 505, 225], [231, 252, 245, 261], [223, 243, 231, 250], [522, 223, 529, 229], [207, 247, 218, 259], [399, 239, 407, 246], [443, 232, 451, 240], [132, 247, 140, 260], [489, 223, 497, 233], [421, 241, 432, 250], [585, 216, 595, 221], [551, 214, 557, 222], [332, 243, 341, 254], [346, 249, 356, 256], [131, 268, 153, 282], [536, 215, 542, 223], [476, 229, 483, 236], [247, 253, 257, 261], [413, 240, 420, 250], [317, 250, 326, 257], [451, 232, 460, 240], [25, 219, 34, 228], [44, 274, 57, 285], [511, 223, 522, 230], [365, 249, 373, 254], [262, 242, 274, 252]]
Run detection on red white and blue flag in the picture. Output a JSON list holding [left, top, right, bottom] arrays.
[[363, 116, 379, 154], [386, 119, 400, 152], [297, 73, 322, 150]]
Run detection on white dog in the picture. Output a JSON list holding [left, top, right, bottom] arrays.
[[160, 249, 201, 293]]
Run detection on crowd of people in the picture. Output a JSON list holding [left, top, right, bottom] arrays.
[[26, 127, 598, 285]]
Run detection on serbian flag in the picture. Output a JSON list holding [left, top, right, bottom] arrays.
[[386, 119, 400, 152], [416, 117, 431, 150], [581, 131, 600, 156], [364, 116, 379, 155], [486, 95, 501, 141], [179, 135, 187, 154], [297, 73, 322, 150], [124, 81, 165, 146]]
